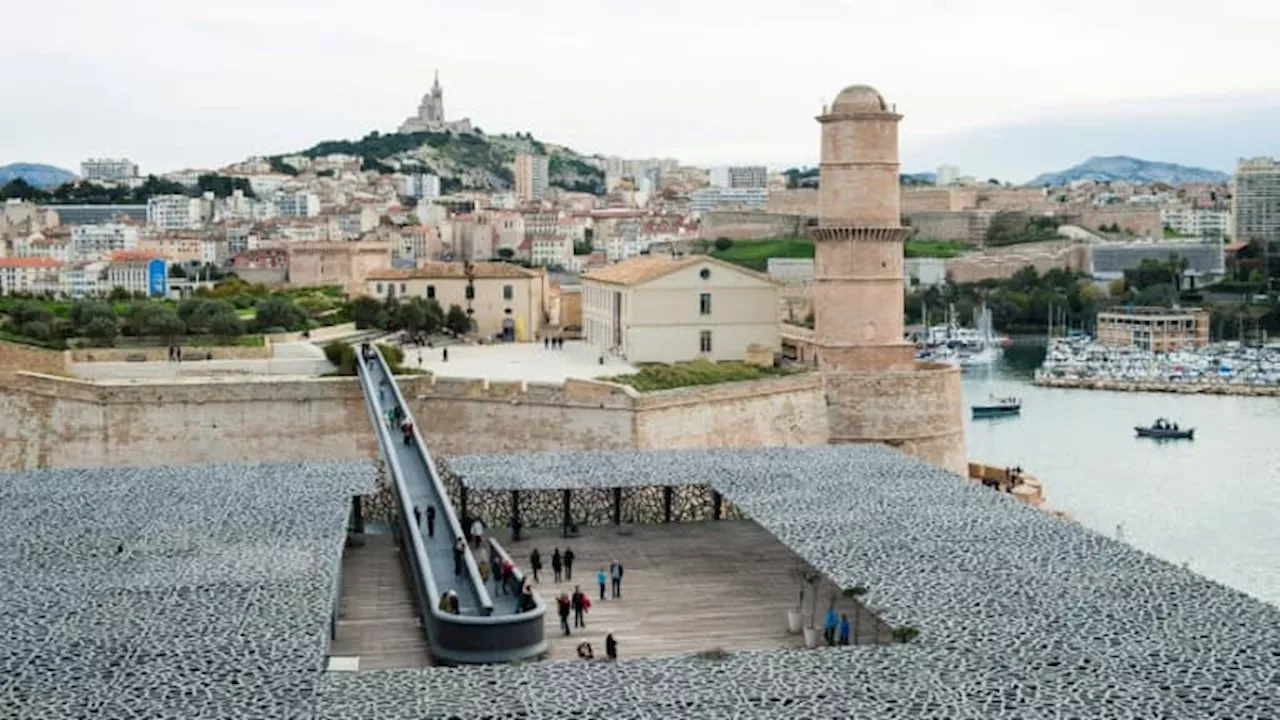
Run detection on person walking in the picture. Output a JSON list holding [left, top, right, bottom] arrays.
[[838, 613, 851, 645], [413, 506, 421, 528], [551, 548, 563, 583], [530, 548, 542, 583], [453, 538, 465, 576], [563, 547, 575, 581], [500, 558, 514, 595], [557, 593, 571, 635], [571, 585, 587, 629], [605, 632, 618, 661], [596, 568, 607, 601], [470, 518, 485, 549], [425, 505, 436, 538], [824, 606, 839, 646], [610, 560, 624, 599]]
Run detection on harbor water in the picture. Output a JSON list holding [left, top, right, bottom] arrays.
[[963, 346, 1280, 608]]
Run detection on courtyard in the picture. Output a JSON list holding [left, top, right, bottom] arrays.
[[401, 340, 636, 384]]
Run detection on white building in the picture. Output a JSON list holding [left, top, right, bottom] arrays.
[[1161, 208, 1230, 239], [274, 191, 321, 218], [61, 261, 106, 298], [80, 158, 138, 183], [690, 187, 768, 213], [399, 173, 442, 199], [936, 165, 960, 187], [105, 252, 167, 296], [0, 257, 63, 296], [72, 223, 140, 258], [163, 170, 203, 188], [246, 175, 291, 197], [708, 166, 768, 189], [146, 195, 202, 230], [581, 254, 780, 363], [530, 235, 573, 268]]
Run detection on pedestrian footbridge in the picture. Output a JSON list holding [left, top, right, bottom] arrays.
[[355, 348, 546, 664]]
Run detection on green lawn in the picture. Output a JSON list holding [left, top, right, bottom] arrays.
[[711, 238, 813, 271], [710, 236, 968, 272], [600, 360, 801, 392]]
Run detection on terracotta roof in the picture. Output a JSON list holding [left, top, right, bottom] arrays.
[[366, 261, 542, 281], [109, 250, 164, 262], [1224, 241, 1250, 253], [0, 257, 62, 268], [583, 253, 776, 286]]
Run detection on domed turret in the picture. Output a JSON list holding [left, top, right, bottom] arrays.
[[829, 84, 888, 114]]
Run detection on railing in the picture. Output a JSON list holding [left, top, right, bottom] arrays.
[[355, 348, 546, 664]]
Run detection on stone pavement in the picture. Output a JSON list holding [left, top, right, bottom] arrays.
[[401, 340, 636, 384]]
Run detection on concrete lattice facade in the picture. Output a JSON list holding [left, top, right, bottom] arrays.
[[810, 84, 966, 474]]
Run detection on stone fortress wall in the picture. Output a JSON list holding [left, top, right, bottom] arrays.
[[0, 362, 828, 472]]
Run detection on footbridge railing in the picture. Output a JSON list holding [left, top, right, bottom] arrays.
[[355, 347, 547, 664]]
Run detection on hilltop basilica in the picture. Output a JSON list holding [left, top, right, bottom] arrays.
[[397, 70, 474, 135]]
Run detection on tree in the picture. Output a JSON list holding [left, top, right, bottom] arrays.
[[68, 301, 116, 331], [82, 316, 119, 347], [497, 247, 515, 260], [713, 237, 734, 251], [394, 297, 444, 336], [208, 312, 245, 342], [108, 286, 133, 302], [350, 296, 385, 329], [252, 296, 306, 332], [445, 304, 471, 336], [143, 308, 186, 342]]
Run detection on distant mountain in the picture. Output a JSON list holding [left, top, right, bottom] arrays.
[[0, 163, 76, 188], [1026, 156, 1229, 187]]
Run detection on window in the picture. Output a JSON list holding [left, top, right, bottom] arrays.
[[700, 268, 711, 280], [400, 283, 407, 294], [465, 285, 475, 300], [426, 285, 435, 299], [699, 330, 712, 353], [376, 283, 383, 294], [699, 292, 712, 315], [503, 284, 514, 300]]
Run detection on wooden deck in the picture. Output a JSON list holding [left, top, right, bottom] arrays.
[[329, 532, 433, 670], [503, 520, 891, 662]]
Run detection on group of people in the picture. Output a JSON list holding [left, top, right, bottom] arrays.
[[412, 504, 436, 538], [165, 345, 185, 362], [575, 633, 617, 661], [542, 336, 566, 349], [596, 561, 624, 600], [823, 607, 854, 646], [555, 586, 590, 634]]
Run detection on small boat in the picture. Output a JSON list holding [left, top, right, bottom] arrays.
[[1135, 419, 1194, 440], [972, 396, 1022, 419]]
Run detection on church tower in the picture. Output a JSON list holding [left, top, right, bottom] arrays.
[[810, 83, 968, 474], [429, 70, 444, 124]]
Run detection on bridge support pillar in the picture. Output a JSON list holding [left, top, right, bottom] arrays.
[[511, 490, 522, 541], [612, 488, 622, 526], [663, 486, 673, 523], [712, 490, 722, 521], [562, 489, 572, 537]]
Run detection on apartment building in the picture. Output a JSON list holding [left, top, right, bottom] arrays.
[[399, 173, 442, 199], [530, 235, 573, 268], [275, 191, 321, 218], [1231, 158, 1280, 272], [708, 165, 768, 189], [514, 154, 550, 202], [365, 261, 550, 341], [146, 195, 203, 230], [1160, 208, 1230, 239], [0, 257, 63, 295], [12, 230, 73, 263], [72, 223, 140, 258], [582, 254, 780, 363], [690, 187, 768, 213], [80, 158, 138, 182]]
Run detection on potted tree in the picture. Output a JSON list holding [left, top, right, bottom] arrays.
[[801, 571, 826, 649]]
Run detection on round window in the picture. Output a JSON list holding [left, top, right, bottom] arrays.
[[700, 268, 711, 280]]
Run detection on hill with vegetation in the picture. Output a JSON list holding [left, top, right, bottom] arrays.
[[0, 174, 254, 205], [1027, 156, 1229, 187], [274, 130, 606, 195], [0, 163, 76, 188]]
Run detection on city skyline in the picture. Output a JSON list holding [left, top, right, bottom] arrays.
[[4, 0, 1276, 180]]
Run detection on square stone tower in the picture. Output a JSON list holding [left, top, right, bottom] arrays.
[[811, 84, 967, 474]]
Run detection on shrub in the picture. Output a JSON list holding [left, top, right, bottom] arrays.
[[695, 647, 731, 661], [713, 237, 734, 251], [841, 585, 869, 598], [377, 343, 404, 369], [324, 340, 355, 370], [892, 625, 920, 643]]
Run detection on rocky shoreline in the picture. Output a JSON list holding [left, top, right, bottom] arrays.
[[1033, 375, 1280, 396]]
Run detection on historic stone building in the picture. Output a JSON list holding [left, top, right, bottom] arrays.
[[810, 84, 966, 474], [397, 70, 474, 135]]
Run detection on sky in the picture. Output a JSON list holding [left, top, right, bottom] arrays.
[[3, 0, 1277, 183]]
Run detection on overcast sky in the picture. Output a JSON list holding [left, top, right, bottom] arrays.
[[4, 0, 1276, 182]]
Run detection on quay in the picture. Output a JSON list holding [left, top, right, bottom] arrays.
[[1034, 374, 1280, 396]]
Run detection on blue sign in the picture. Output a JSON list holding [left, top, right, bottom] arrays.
[[147, 258, 169, 297]]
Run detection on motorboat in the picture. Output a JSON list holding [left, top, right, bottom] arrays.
[[1135, 419, 1194, 440], [972, 395, 1022, 419]]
